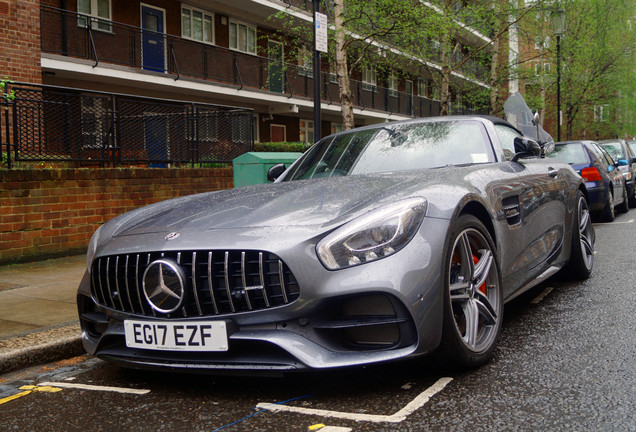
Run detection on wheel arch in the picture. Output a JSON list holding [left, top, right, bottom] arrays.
[[458, 201, 497, 247]]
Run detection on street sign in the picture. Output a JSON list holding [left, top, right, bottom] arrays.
[[315, 12, 328, 53]]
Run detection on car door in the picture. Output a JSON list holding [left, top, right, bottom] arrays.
[[493, 124, 569, 297]]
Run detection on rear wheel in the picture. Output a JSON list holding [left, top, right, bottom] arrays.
[[564, 190, 594, 279], [618, 181, 629, 214], [602, 189, 615, 222], [436, 214, 503, 369]]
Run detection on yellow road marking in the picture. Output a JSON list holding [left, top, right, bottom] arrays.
[[0, 385, 62, 405]]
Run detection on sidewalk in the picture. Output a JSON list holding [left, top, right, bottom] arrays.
[[0, 255, 87, 374]]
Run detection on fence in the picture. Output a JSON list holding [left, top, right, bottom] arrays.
[[1, 82, 253, 169]]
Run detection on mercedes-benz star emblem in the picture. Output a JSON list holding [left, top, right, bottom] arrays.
[[142, 259, 186, 313], [165, 232, 180, 241]]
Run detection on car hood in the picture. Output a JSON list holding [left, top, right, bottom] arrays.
[[111, 170, 460, 237]]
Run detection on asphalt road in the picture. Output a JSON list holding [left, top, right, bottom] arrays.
[[1, 213, 635, 432]]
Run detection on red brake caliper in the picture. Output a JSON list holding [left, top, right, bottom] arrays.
[[473, 255, 487, 295]]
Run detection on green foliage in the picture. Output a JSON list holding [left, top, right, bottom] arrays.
[[254, 142, 308, 152], [1, 77, 15, 109]]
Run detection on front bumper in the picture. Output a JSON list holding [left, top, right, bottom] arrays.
[[76, 218, 448, 373]]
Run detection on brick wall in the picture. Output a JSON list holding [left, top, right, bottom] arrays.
[[0, 0, 41, 84], [0, 167, 234, 264]]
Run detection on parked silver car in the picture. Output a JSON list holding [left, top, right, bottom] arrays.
[[77, 116, 594, 373], [599, 139, 636, 207]]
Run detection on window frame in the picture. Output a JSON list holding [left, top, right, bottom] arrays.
[[77, 0, 112, 32], [181, 5, 215, 45], [229, 19, 257, 55], [361, 66, 377, 92], [297, 45, 314, 78], [388, 72, 399, 97], [300, 119, 315, 144]]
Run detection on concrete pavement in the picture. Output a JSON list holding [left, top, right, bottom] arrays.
[[0, 255, 86, 374]]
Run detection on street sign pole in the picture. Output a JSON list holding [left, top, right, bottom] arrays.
[[313, 1, 328, 143]]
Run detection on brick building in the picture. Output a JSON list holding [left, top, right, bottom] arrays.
[[2, 0, 492, 145]]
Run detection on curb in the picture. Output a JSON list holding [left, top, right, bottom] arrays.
[[0, 323, 84, 375]]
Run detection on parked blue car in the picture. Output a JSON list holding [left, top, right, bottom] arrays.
[[549, 140, 628, 222]]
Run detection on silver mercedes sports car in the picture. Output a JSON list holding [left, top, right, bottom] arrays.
[[77, 115, 595, 373]]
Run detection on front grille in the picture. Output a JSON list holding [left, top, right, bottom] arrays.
[[90, 250, 300, 318]]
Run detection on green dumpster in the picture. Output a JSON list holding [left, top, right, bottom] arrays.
[[233, 152, 302, 187]]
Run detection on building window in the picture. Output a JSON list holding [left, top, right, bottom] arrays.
[[182, 6, 214, 44], [229, 20, 257, 54], [80, 95, 108, 148], [388, 72, 398, 97], [232, 113, 250, 144], [77, 0, 112, 32], [418, 78, 428, 98], [594, 104, 610, 122], [197, 113, 219, 142], [331, 123, 344, 134], [361, 67, 377, 92], [298, 46, 313, 78], [300, 119, 314, 144], [329, 61, 338, 84]]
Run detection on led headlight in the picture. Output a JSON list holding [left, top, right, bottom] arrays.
[[86, 225, 103, 272], [317, 197, 427, 270]]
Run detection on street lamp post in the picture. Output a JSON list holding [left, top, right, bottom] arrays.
[[551, 9, 566, 142]]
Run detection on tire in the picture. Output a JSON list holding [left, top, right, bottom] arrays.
[[436, 214, 503, 369], [618, 180, 629, 214], [629, 182, 636, 208], [602, 189, 615, 222], [564, 190, 595, 279]]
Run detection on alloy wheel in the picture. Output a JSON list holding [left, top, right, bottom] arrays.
[[448, 228, 501, 353]]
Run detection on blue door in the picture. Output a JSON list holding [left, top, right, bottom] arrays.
[[141, 5, 165, 72]]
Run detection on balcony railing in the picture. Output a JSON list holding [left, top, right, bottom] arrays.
[[39, 6, 478, 119]]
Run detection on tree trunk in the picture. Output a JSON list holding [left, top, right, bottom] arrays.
[[439, 35, 451, 116], [489, 36, 500, 116], [334, 0, 355, 130]]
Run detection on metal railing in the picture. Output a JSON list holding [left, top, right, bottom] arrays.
[[1, 82, 253, 168], [39, 6, 482, 119]]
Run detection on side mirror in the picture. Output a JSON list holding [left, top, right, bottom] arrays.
[[511, 136, 542, 163], [617, 159, 628, 166], [267, 163, 287, 182]]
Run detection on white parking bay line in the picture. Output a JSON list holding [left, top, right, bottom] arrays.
[[38, 381, 150, 395], [257, 377, 452, 424]]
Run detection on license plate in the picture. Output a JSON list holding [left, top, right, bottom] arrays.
[[124, 320, 228, 352]]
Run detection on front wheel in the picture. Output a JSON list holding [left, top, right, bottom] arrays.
[[436, 214, 503, 369], [564, 190, 595, 279]]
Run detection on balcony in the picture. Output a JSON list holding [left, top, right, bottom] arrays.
[[40, 6, 459, 119]]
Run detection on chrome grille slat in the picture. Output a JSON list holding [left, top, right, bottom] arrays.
[[114, 256, 125, 310], [105, 257, 115, 308], [207, 252, 219, 314], [123, 255, 134, 312], [191, 252, 203, 316], [224, 252, 236, 313], [134, 254, 146, 315], [259, 252, 270, 307], [90, 250, 299, 318], [241, 252, 253, 311]]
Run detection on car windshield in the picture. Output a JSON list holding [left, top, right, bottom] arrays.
[[600, 143, 623, 161], [283, 120, 493, 181], [549, 143, 590, 165]]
